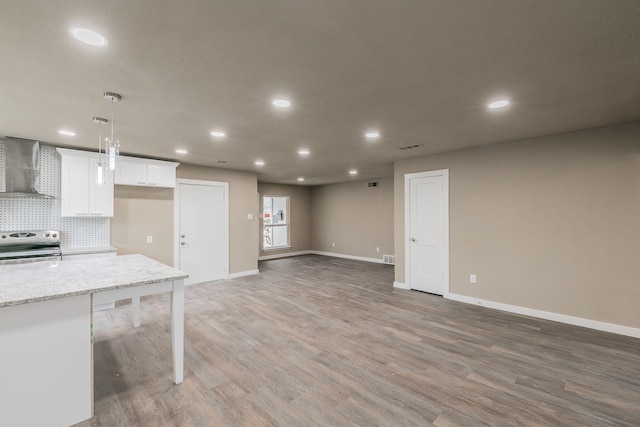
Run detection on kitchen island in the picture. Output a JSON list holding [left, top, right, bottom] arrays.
[[0, 254, 188, 427]]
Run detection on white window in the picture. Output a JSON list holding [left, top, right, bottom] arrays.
[[263, 196, 289, 249]]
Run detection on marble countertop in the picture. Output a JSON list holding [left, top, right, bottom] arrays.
[[0, 254, 188, 308], [61, 246, 118, 256]]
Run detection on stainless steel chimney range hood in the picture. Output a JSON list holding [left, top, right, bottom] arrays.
[[0, 137, 54, 199]]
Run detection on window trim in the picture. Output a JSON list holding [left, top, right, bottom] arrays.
[[262, 195, 290, 250]]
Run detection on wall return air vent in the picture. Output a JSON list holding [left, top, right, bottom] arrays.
[[399, 143, 424, 150], [382, 254, 395, 265]]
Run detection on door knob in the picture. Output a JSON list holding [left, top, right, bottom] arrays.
[[181, 242, 186, 245], [181, 235, 185, 238], [410, 237, 416, 242]]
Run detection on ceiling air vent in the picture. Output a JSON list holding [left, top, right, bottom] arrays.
[[367, 180, 379, 188], [399, 143, 424, 150]]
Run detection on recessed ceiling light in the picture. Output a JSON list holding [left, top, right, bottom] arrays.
[[349, 169, 358, 176], [211, 131, 226, 138], [58, 130, 76, 136], [298, 149, 310, 156], [69, 27, 108, 47], [175, 149, 188, 154], [272, 99, 291, 108], [255, 160, 265, 166], [365, 131, 380, 139], [297, 177, 305, 182], [488, 99, 510, 109]]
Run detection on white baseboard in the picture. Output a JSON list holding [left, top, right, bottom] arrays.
[[393, 281, 409, 290], [226, 269, 259, 279], [258, 250, 389, 265], [258, 251, 312, 261], [446, 293, 640, 339], [308, 250, 384, 264]]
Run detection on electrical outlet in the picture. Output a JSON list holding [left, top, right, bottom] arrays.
[[376, 247, 380, 252], [470, 274, 477, 284], [332, 242, 335, 247], [147, 235, 153, 244]]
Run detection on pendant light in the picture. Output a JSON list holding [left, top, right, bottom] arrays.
[[93, 116, 108, 185], [104, 91, 122, 171]]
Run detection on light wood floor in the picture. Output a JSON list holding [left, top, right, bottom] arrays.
[[76, 255, 640, 426]]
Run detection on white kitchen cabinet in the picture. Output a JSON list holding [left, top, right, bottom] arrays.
[[0, 295, 92, 426], [115, 155, 178, 188], [57, 148, 114, 217]]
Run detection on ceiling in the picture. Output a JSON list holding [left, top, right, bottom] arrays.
[[1, 1, 639, 185]]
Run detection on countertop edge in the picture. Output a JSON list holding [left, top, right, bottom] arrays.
[[61, 246, 118, 256], [0, 254, 189, 308], [0, 274, 189, 308]]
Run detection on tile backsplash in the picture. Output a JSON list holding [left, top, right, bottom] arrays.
[[0, 141, 110, 247]]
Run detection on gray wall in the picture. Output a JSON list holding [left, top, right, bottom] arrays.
[[394, 121, 640, 329], [310, 177, 394, 260], [112, 186, 174, 265], [258, 183, 311, 257], [111, 164, 259, 275], [109, 120, 640, 331], [177, 165, 259, 274]]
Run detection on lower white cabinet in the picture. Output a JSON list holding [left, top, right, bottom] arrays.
[[0, 295, 92, 426], [115, 156, 178, 188], [57, 148, 114, 217]]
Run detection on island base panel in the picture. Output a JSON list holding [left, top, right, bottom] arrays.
[[0, 294, 92, 426]]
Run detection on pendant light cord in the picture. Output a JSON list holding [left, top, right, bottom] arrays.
[[110, 99, 115, 142], [98, 124, 102, 159]]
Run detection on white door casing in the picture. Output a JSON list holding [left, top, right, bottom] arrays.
[[404, 170, 449, 295], [174, 179, 229, 285]]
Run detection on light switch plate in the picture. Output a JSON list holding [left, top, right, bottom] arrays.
[[247, 213, 253, 220]]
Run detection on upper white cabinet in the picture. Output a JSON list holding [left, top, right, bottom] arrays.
[[57, 148, 114, 217], [115, 156, 178, 188]]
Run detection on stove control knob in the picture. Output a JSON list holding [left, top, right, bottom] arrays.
[[45, 233, 50, 237], [52, 234, 57, 238], [1, 235, 5, 239]]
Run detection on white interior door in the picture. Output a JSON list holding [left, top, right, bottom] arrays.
[[176, 180, 228, 285], [405, 170, 449, 295]]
